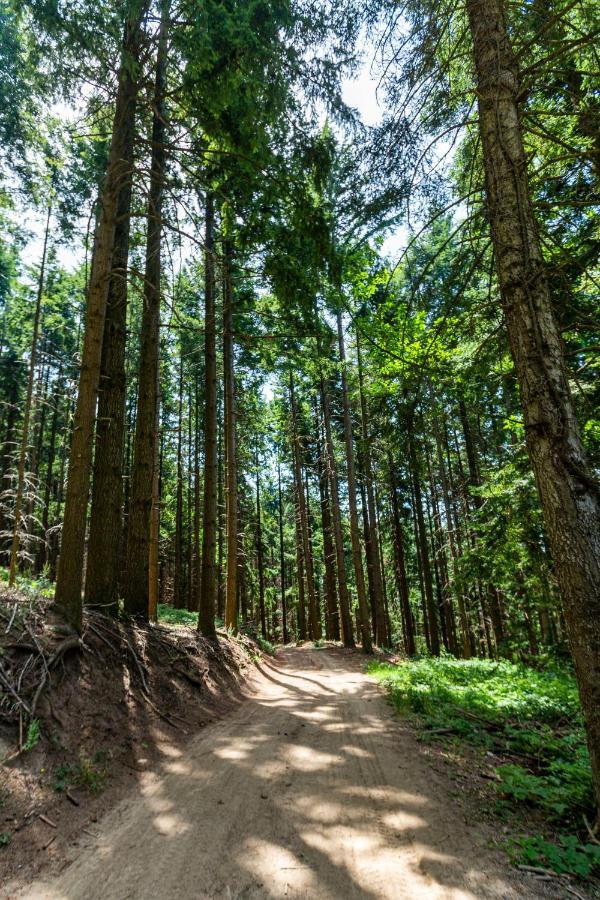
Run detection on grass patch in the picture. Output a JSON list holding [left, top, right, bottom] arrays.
[[157, 604, 198, 628], [369, 657, 597, 877]]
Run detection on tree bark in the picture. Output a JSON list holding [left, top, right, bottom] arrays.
[[54, 1, 148, 630], [289, 374, 319, 640], [408, 432, 440, 655], [277, 459, 288, 643], [9, 203, 51, 585], [123, 3, 168, 619], [316, 407, 339, 641], [223, 239, 238, 632], [355, 332, 386, 645], [173, 353, 184, 608], [336, 312, 372, 653], [255, 450, 267, 639], [319, 371, 354, 648], [467, 0, 600, 814], [197, 194, 218, 636], [84, 48, 137, 611], [389, 466, 416, 656]]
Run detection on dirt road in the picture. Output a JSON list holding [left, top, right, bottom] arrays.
[[6, 648, 540, 899]]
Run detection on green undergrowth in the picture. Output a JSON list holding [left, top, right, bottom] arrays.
[[52, 750, 110, 795], [0, 565, 54, 599], [369, 657, 598, 879], [156, 603, 198, 627]]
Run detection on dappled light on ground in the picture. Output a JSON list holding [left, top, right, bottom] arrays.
[[8, 648, 537, 900]]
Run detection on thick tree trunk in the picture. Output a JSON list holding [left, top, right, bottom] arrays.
[[54, 2, 148, 630], [9, 204, 51, 585], [336, 312, 372, 654], [123, 4, 168, 619], [467, 0, 600, 815], [84, 50, 137, 611], [319, 372, 354, 648], [223, 241, 238, 632]]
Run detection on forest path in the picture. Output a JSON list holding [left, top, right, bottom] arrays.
[[7, 647, 539, 899]]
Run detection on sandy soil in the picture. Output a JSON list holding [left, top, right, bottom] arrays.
[[4, 647, 546, 899]]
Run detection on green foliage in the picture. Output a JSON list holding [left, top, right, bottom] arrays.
[[53, 752, 108, 795], [0, 832, 11, 847], [0, 566, 54, 598], [253, 634, 276, 656], [369, 658, 593, 823], [23, 718, 40, 752], [157, 604, 198, 628], [515, 835, 600, 878]]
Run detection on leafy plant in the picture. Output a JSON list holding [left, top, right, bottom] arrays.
[[53, 752, 108, 795], [515, 835, 600, 877], [253, 634, 276, 656], [23, 718, 40, 752], [369, 658, 594, 822], [0, 832, 11, 848]]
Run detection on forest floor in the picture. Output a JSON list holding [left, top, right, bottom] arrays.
[[2, 645, 570, 899]]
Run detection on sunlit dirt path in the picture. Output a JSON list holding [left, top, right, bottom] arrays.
[[5, 647, 540, 899]]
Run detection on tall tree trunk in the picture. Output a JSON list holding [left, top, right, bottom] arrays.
[[277, 460, 288, 644], [305, 466, 322, 639], [192, 369, 201, 613], [148, 380, 160, 622], [223, 240, 238, 632], [289, 374, 319, 640], [356, 331, 386, 645], [255, 450, 267, 639], [54, 2, 148, 630], [389, 464, 416, 656], [316, 408, 339, 641], [293, 485, 307, 640], [432, 403, 471, 657], [408, 432, 440, 655], [123, 4, 168, 619], [319, 372, 354, 647], [9, 204, 51, 585], [467, 0, 600, 814], [40, 372, 62, 571], [336, 311, 372, 654], [198, 194, 217, 636], [84, 52, 137, 611], [173, 353, 184, 608]]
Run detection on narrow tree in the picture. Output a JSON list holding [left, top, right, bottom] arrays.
[[336, 311, 372, 653]]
